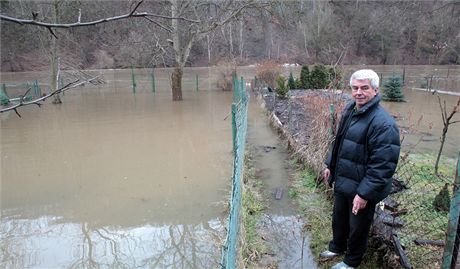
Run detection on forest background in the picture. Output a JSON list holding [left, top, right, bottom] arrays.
[[1, 0, 459, 73]]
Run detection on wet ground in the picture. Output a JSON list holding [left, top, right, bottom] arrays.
[[247, 93, 317, 269]]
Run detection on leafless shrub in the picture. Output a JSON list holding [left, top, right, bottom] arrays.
[[255, 61, 281, 89], [296, 93, 345, 179], [216, 58, 237, 91]]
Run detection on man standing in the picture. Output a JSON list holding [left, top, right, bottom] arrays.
[[321, 69, 401, 269]]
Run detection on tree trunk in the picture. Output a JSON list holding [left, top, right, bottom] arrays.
[[51, 0, 61, 104], [435, 125, 448, 174], [171, 66, 183, 101]]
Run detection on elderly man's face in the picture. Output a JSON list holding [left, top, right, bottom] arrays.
[[351, 79, 378, 109]]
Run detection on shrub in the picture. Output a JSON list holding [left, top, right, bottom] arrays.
[[300, 65, 310, 89], [433, 183, 450, 212], [310, 64, 330, 89], [382, 74, 405, 102], [216, 58, 236, 91], [294, 78, 302, 89], [297, 94, 346, 176], [255, 61, 282, 89], [288, 72, 296, 89], [275, 76, 289, 98]]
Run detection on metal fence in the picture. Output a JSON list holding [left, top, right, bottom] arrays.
[[385, 152, 460, 269], [220, 74, 249, 269]]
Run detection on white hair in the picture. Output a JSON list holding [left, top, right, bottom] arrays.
[[349, 69, 379, 89]]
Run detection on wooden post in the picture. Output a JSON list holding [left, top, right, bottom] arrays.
[[402, 66, 406, 85], [196, 74, 199, 91], [442, 151, 460, 269], [0, 83, 9, 105], [151, 71, 156, 94], [131, 66, 136, 94], [429, 75, 433, 92]]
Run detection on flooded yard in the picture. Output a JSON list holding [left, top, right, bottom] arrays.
[[1, 69, 233, 268], [1, 65, 459, 268]]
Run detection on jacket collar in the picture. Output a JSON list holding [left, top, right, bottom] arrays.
[[353, 94, 381, 115]]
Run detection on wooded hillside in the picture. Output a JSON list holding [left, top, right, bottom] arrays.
[[1, 0, 459, 72]]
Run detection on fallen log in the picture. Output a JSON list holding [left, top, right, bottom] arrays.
[[413, 239, 445, 247]]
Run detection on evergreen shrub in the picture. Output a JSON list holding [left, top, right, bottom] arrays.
[[382, 74, 405, 102], [288, 72, 296, 89], [300, 65, 310, 89], [433, 183, 450, 212], [310, 64, 330, 89], [275, 76, 289, 98]]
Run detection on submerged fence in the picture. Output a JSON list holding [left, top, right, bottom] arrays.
[[221, 74, 249, 269]]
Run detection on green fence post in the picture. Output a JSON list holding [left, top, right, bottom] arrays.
[[131, 66, 136, 94], [151, 70, 156, 94], [442, 151, 460, 269], [1, 83, 9, 105], [329, 103, 335, 136], [232, 72, 238, 102], [402, 66, 406, 85], [196, 74, 199, 91], [34, 80, 38, 97]]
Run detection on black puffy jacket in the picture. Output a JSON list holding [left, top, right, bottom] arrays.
[[326, 95, 400, 202]]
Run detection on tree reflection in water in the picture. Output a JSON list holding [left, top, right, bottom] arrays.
[[0, 216, 225, 268]]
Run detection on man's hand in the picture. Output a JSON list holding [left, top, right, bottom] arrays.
[[322, 168, 330, 185], [352, 195, 367, 215]]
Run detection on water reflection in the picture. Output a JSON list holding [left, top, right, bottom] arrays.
[[1, 216, 224, 268], [1, 71, 233, 268]]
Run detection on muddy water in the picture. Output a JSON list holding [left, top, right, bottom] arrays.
[[1, 70, 233, 268], [381, 89, 460, 158], [247, 93, 317, 268]]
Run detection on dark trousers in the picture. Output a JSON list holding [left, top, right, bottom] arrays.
[[328, 193, 376, 267]]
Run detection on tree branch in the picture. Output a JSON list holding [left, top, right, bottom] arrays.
[[0, 76, 100, 116], [0, 4, 199, 29], [144, 17, 173, 33]]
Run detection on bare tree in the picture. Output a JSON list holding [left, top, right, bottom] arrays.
[[168, 0, 259, 100], [434, 94, 460, 174]]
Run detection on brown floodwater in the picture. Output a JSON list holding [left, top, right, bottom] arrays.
[[381, 89, 460, 159], [1, 68, 234, 268]]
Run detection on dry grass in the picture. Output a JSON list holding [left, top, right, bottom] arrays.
[[294, 92, 346, 178]]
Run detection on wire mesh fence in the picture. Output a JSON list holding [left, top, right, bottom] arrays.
[[385, 154, 456, 269], [220, 73, 249, 269]]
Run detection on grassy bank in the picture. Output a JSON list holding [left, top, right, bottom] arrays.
[[288, 153, 457, 269], [288, 163, 381, 268], [240, 149, 272, 269]]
